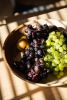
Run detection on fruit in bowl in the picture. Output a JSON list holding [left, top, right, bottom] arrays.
[[4, 22, 67, 86]]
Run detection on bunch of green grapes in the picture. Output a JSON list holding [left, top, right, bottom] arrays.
[[44, 31, 67, 78]]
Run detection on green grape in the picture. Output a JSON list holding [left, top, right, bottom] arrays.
[[54, 51, 60, 58], [62, 44, 67, 50], [52, 62, 57, 66], [46, 40, 51, 46], [60, 34, 64, 39], [54, 67, 59, 71], [60, 58, 65, 64], [55, 39, 59, 43], [53, 58, 60, 64], [56, 31, 61, 36], [59, 39, 63, 45], [46, 62, 52, 68], [50, 47, 55, 53], [65, 54, 67, 58], [63, 51, 67, 55], [46, 63, 50, 67], [54, 55, 60, 60], [58, 63, 64, 71], [51, 42, 54, 46], [59, 47, 63, 52], [48, 31, 55, 39], [50, 31, 55, 35], [52, 36, 57, 41], [48, 35, 53, 39], [59, 38, 65, 44], [55, 44, 60, 50], [44, 54, 53, 62], [48, 55, 53, 61], [44, 56, 48, 61], [47, 48, 51, 53], [65, 58, 67, 63]]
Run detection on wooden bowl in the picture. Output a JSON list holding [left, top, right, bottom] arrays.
[[3, 22, 67, 87]]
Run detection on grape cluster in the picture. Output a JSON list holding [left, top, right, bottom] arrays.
[[44, 31, 67, 78], [25, 25, 50, 82], [14, 24, 50, 82]]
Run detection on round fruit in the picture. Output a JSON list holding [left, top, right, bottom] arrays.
[[18, 40, 26, 49]]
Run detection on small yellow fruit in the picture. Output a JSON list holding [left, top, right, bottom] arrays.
[[18, 40, 27, 49], [17, 35, 29, 50]]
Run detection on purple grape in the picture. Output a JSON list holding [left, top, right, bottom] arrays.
[[25, 49, 30, 57], [13, 61, 27, 72], [37, 39, 41, 45], [30, 42, 34, 46], [39, 58, 44, 65], [34, 47, 38, 52], [32, 32, 37, 39], [34, 65, 40, 73], [27, 68, 40, 82], [29, 52, 34, 58], [38, 49, 42, 55], [26, 26, 34, 41], [26, 31, 32, 41], [33, 39, 37, 44], [40, 45, 44, 49], [27, 52, 35, 60], [34, 58, 45, 71], [47, 69, 50, 73], [35, 57, 38, 62], [39, 24, 49, 33], [28, 25, 33, 29], [29, 46, 34, 51], [36, 49, 43, 57], [49, 25, 58, 32], [35, 31, 41, 38], [43, 24, 49, 31], [26, 61, 31, 69]]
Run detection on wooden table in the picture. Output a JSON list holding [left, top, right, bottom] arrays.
[[0, 7, 67, 100]]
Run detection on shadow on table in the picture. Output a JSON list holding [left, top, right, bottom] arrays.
[[0, 0, 67, 21], [14, 0, 61, 13], [7, 82, 66, 100], [0, 75, 66, 100]]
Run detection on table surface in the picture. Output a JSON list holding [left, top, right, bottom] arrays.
[[0, 5, 67, 100]]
